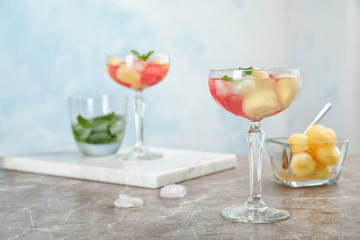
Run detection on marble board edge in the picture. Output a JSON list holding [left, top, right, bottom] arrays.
[[0, 149, 238, 189]]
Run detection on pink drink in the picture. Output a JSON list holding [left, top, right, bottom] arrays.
[[209, 68, 302, 223], [107, 58, 169, 91], [209, 73, 301, 121], [106, 52, 170, 160]]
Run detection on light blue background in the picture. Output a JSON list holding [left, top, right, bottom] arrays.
[[1, 0, 359, 155]]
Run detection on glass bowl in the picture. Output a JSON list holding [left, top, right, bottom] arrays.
[[266, 138, 349, 187], [69, 95, 127, 156]]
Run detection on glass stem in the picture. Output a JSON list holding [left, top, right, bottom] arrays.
[[244, 121, 267, 212], [133, 91, 145, 149]]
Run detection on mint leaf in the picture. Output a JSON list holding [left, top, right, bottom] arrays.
[[131, 50, 140, 57], [131, 50, 154, 61], [221, 67, 254, 81], [77, 115, 94, 128], [72, 113, 126, 144], [72, 125, 91, 141], [221, 75, 233, 81], [145, 51, 154, 60], [238, 67, 253, 75], [93, 112, 119, 123]]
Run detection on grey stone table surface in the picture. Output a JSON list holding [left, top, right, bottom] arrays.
[[1, 155, 359, 240]]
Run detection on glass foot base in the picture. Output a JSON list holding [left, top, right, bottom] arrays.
[[221, 205, 290, 223], [119, 146, 163, 160]]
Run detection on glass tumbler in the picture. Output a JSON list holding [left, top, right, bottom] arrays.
[[69, 95, 127, 156]]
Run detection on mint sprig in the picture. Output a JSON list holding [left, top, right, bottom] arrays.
[[220, 66, 254, 82], [238, 67, 253, 75], [77, 112, 121, 129], [131, 50, 154, 61], [221, 75, 233, 81], [72, 112, 126, 144]]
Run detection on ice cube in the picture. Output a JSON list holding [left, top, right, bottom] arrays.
[[73, 125, 91, 139], [232, 70, 243, 80], [114, 194, 144, 208], [109, 120, 125, 135], [92, 123, 108, 132], [215, 80, 226, 96], [234, 77, 256, 95], [215, 80, 232, 96], [160, 184, 187, 198], [133, 61, 146, 71], [87, 131, 111, 143]]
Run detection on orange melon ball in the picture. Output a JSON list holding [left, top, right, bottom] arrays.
[[306, 124, 336, 153], [313, 163, 331, 179], [327, 128, 337, 141], [288, 133, 309, 154], [290, 152, 316, 177], [315, 146, 341, 166], [116, 65, 141, 85], [306, 124, 333, 142]]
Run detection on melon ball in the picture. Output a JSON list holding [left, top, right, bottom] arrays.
[[315, 146, 341, 166], [107, 57, 122, 66], [288, 133, 309, 154], [116, 65, 141, 85], [290, 152, 316, 177], [242, 89, 280, 119], [276, 74, 301, 107], [313, 163, 331, 179], [251, 70, 269, 79], [327, 128, 337, 141], [306, 124, 333, 142], [306, 124, 336, 153]]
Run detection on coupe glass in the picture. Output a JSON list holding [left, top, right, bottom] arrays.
[[107, 52, 170, 160], [209, 68, 301, 223]]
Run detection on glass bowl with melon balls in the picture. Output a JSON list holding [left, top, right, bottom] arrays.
[[266, 124, 349, 187]]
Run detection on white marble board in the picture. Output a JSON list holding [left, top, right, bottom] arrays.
[[0, 147, 237, 189]]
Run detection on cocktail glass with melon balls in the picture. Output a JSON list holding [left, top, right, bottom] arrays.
[[107, 51, 170, 160], [209, 67, 301, 223]]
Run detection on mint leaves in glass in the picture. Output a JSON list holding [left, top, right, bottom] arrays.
[[72, 113, 125, 144], [69, 96, 127, 156]]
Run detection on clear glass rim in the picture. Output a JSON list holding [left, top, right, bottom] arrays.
[[107, 53, 169, 58], [210, 67, 300, 72], [69, 95, 128, 101], [266, 137, 350, 147]]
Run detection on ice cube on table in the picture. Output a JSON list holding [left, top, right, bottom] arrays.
[[114, 194, 144, 208], [160, 184, 187, 199]]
